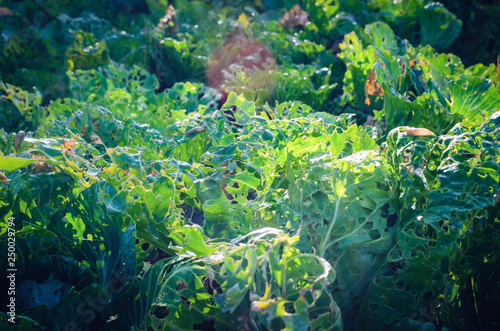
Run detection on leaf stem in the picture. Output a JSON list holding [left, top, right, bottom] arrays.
[[281, 240, 288, 297], [319, 163, 350, 258]]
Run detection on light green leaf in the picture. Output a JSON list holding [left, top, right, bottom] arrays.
[[0, 156, 36, 172]]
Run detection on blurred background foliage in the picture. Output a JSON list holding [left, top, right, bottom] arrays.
[[1, 0, 498, 123]]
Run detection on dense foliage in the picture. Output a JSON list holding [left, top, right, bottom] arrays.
[[1, 0, 499, 330]]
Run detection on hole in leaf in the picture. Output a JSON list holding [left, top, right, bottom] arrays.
[[386, 212, 397, 228], [153, 306, 169, 319], [270, 318, 285, 330], [369, 229, 381, 240], [284, 302, 295, 314]]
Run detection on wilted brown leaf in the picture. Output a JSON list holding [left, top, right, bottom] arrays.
[[365, 69, 384, 105], [158, 4, 177, 34], [0, 7, 13, 16], [29, 154, 55, 174], [90, 133, 104, 145], [0, 172, 8, 182], [279, 5, 309, 29], [14, 130, 25, 152], [61, 137, 76, 155], [32, 162, 55, 174], [184, 124, 206, 137], [405, 127, 435, 137]]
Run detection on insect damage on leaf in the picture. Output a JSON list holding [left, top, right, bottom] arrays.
[[365, 68, 384, 105], [409, 59, 426, 69]]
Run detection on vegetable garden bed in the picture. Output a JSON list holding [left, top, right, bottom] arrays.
[[1, 1, 499, 330]]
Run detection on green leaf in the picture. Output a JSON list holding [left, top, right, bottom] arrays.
[[118, 259, 166, 329], [0, 156, 36, 172], [65, 31, 109, 71], [49, 186, 138, 308], [215, 228, 342, 329], [17, 279, 72, 309], [442, 74, 500, 120], [0, 313, 42, 330], [364, 21, 398, 53], [419, 3, 462, 51], [120, 257, 230, 330], [304, 0, 340, 34], [358, 112, 500, 329], [338, 30, 379, 111], [26, 255, 95, 290], [171, 225, 215, 257], [22, 284, 106, 330]]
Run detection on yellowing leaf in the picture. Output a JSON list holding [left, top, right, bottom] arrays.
[[103, 163, 119, 175], [237, 13, 250, 29]]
